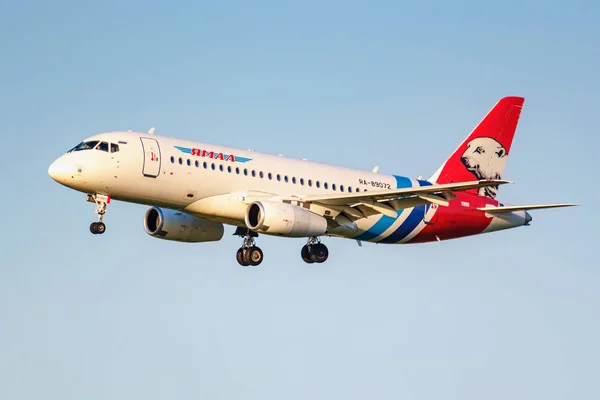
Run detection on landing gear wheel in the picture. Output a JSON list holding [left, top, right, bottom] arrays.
[[235, 229, 263, 267], [302, 237, 329, 264], [236, 248, 250, 267], [248, 246, 264, 266], [310, 243, 329, 263], [301, 245, 314, 264], [90, 222, 106, 234], [96, 222, 106, 234]]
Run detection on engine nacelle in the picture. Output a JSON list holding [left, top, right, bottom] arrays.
[[144, 207, 224, 243], [245, 201, 327, 237]]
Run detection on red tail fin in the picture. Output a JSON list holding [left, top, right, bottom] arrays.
[[429, 96, 525, 199]]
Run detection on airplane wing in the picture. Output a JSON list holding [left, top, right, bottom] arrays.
[[289, 179, 511, 218], [477, 203, 578, 213]]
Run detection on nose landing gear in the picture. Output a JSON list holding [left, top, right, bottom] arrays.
[[301, 237, 329, 264], [234, 227, 263, 267], [88, 194, 109, 235]]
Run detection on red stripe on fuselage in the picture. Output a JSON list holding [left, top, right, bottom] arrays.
[[409, 192, 498, 243]]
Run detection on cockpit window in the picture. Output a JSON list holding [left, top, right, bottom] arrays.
[[67, 143, 81, 153], [96, 142, 109, 152], [69, 141, 99, 152], [110, 143, 119, 153]]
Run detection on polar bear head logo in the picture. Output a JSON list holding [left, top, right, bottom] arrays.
[[461, 137, 507, 198]]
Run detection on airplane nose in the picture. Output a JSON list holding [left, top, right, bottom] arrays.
[[48, 157, 71, 182]]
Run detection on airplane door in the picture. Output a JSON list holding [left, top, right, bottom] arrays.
[[140, 137, 161, 177]]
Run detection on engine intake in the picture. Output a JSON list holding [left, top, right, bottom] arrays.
[[245, 201, 327, 237], [144, 207, 224, 243]]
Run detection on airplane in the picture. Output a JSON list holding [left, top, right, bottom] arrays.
[[48, 96, 577, 266]]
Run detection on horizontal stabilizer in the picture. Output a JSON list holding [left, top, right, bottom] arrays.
[[478, 203, 578, 213]]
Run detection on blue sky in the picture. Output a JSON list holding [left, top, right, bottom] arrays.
[[1, 1, 598, 399]]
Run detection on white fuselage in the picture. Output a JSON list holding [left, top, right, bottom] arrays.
[[49, 131, 527, 244]]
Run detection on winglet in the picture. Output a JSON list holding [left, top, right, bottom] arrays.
[[148, 127, 155, 134]]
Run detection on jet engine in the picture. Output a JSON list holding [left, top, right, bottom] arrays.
[[245, 201, 327, 237], [144, 207, 224, 242]]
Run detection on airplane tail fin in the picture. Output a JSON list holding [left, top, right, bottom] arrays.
[[429, 96, 525, 199]]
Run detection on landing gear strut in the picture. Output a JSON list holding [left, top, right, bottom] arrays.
[[301, 237, 329, 264], [88, 194, 109, 235], [234, 227, 263, 267]]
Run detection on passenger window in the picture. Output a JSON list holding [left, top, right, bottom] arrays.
[[300, 178, 304, 185], [219, 165, 224, 172], [308, 179, 312, 187], [236, 167, 240, 174], [268, 173, 272, 180], [96, 142, 109, 152], [211, 163, 215, 170], [259, 171, 264, 178], [277, 174, 281, 181], [179, 158, 183, 165], [170, 156, 175, 163], [203, 162, 207, 169], [244, 169, 248, 176], [195, 160, 199, 168], [292, 177, 296, 184], [332, 184, 337, 191], [227, 166, 232, 173], [316, 181, 320, 188], [251, 170, 256, 177], [340, 185, 344, 192], [284, 176, 289, 183], [187, 159, 191, 166], [324, 182, 329, 189], [110, 143, 120, 153]]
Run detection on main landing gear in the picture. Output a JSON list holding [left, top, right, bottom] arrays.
[[301, 237, 329, 264], [88, 194, 109, 235], [234, 227, 263, 267], [232, 229, 328, 266]]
